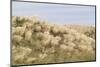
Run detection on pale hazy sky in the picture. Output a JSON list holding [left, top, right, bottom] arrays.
[[12, 1, 95, 25]]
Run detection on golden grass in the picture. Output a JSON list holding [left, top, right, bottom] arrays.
[[12, 16, 96, 65]]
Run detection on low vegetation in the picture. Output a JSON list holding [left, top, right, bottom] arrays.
[[12, 16, 96, 65]]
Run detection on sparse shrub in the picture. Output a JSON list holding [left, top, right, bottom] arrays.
[[12, 46, 32, 64], [13, 35, 23, 43], [63, 34, 75, 42], [25, 30, 32, 41], [34, 25, 41, 32], [13, 26, 26, 36], [60, 44, 68, 50]]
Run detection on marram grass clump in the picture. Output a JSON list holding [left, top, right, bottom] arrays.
[[12, 16, 96, 65]]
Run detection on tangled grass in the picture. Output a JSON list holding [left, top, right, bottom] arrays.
[[12, 16, 96, 65]]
